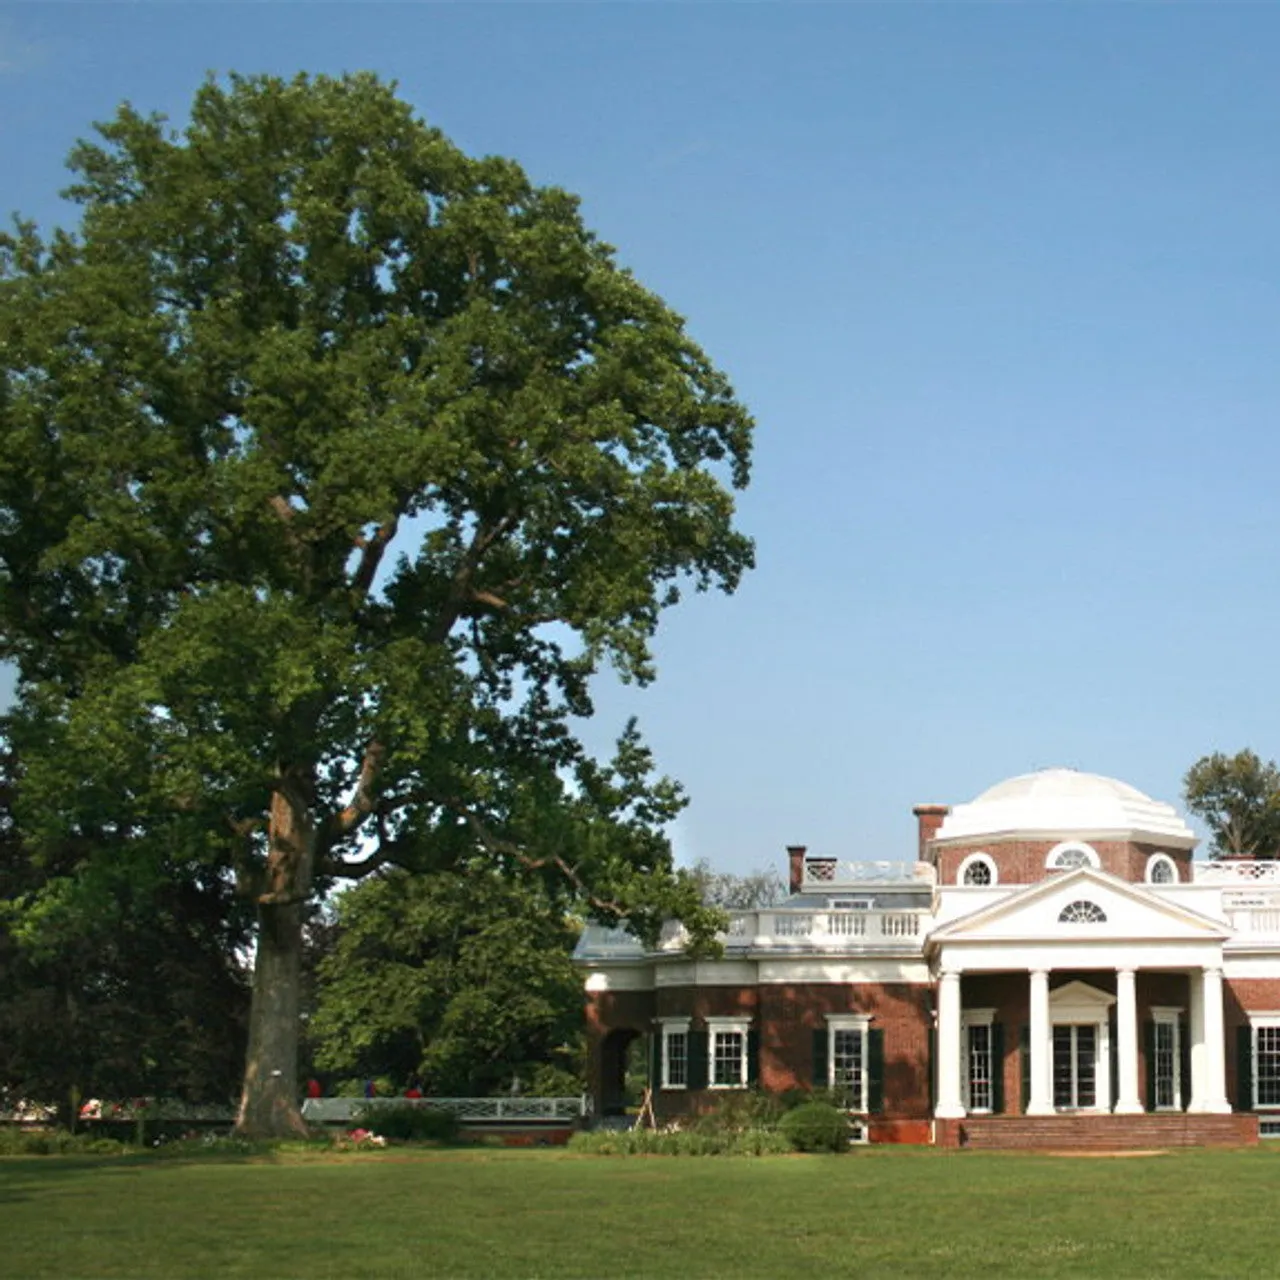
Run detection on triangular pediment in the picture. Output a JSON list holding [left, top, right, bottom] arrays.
[[928, 867, 1229, 944]]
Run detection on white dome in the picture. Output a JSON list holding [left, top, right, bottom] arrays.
[[934, 768, 1197, 847]]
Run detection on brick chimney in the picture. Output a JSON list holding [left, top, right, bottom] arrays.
[[786, 845, 807, 895], [912, 804, 950, 863]]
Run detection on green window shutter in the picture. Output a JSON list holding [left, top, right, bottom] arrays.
[[1143, 1021, 1156, 1112], [867, 1028, 885, 1114], [747, 1029, 760, 1086], [991, 1023, 1006, 1114], [688, 1030, 709, 1091], [1020, 1025, 1030, 1113], [1237, 1025, 1253, 1112], [812, 1029, 829, 1088], [927, 1026, 936, 1111], [650, 1031, 663, 1090], [1178, 1020, 1191, 1111]]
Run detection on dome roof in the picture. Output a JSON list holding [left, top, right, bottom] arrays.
[[934, 768, 1197, 848]]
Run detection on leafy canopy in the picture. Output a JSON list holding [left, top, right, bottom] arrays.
[[0, 72, 753, 943], [1184, 749, 1280, 860], [308, 869, 582, 1095]]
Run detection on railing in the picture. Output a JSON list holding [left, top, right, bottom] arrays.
[[578, 908, 932, 957], [1193, 861, 1280, 884], [301, 1096, 590, 1125], [802, 859, 936, 888]]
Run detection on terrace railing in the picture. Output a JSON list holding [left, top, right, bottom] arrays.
[[301, 1096, 591, 1125]]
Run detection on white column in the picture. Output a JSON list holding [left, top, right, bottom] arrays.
[[1188, 967, 1207, 1112], [1027, 968, 1054, 1115], [1201, 966, 1232, 1114], [1114, 968, 1142, 1114], [935, 968, 965, 1118]]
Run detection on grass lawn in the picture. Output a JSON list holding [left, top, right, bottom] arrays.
[[3, 1144, 1279, 1278]]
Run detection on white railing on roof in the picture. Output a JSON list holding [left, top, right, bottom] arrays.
[[301, 1096, 590, 1125], [802, 859, 936, 888], [1227, 907, 1280, 937], [578, 908, 932, 957], [1194, 861, 1280, 884]]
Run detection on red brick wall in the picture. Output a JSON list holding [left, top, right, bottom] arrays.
[[588, 980, 932, 1130], [934, 837, 1193, 887], [1225, 978, 1280, 1109]]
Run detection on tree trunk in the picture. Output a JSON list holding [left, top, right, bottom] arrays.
[[234, 785, 315, 1139]]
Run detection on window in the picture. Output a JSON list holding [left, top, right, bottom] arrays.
[[1256, 1025, 1280, 1108], [706, 1018, 751, 1089], [1058, 900, 1107, 924], [825, 1015, 871, 1111], [828, 897, 873, 911], [957, 853, 997, 886], [962, 1009, 997, 1113], [1046, 841, 1100, 871], [1146, 854, 1178, 885], [1151, 1009, 1182, 1110], [659, 1019, 690, 1090]]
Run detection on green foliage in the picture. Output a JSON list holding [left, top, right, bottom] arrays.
[[1184, 750, 1280, 859], [778, 1101, 851, 1153], [0, 1126, 125, 1156], [691, 1088, 785, 1133], [308, 869, 582, 1094], [351, 1103, 460, 1144], [567, 1126, 790, 1157], [0, 71, 753, 1127]]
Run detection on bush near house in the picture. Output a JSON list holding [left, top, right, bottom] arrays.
[[778, 1102, 851, 1153]]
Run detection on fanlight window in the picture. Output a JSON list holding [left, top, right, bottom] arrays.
[[1058, 900, 1107, 924], [1053, 848, 1091, 870], [963, 860, 992, 886]]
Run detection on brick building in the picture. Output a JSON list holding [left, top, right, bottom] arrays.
[[576, 768, 1280, 1148]]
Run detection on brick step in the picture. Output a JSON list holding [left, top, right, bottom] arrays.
[[941, 1114, 1257, 1150]]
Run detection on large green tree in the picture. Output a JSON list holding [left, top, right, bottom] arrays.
[[0, 74, 752, 1135], [307, 868, 582, 1096], [1184, 749, 1280, 860]]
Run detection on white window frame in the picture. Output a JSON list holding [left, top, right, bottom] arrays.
[[825, 1014, 871, 1113], [828, 897, 873, 911], [706, 1016, 751, 1090], [957, 852, 998, 887], [961, 1007, 997, 1114], [1250, 1014, 1280, 1111], [1150, 1006, 1182, 1111], [1046, 841, 1100, 871], [658, 1018, 691, 1091], [1145, 853, 1179, 885]]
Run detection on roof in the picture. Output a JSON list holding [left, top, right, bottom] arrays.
[[934, 767, 1197, 848]]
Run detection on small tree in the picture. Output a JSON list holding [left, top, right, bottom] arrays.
[[1183, 750, 1280, 859], [687, 858, 788, 909]]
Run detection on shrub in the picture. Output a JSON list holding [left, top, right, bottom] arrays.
[[779, 1102, 850, 1153], [351, 1103, 460, 1144], [694, 1089, 785, 1134], [567, 1126, 790, 1157], [0, 1127, 125, 1156]]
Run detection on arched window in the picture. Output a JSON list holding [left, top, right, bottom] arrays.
[[1058, 900, 1107, 924], [1146, 854, 1178, 885], [958, 853, 997, 886], [1046, 841, 1100, 871]]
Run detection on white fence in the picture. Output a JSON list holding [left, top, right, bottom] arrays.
[[802, 860, 935, 888], [301, 1096, 591, 1125]]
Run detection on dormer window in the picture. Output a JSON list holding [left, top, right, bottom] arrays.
[[1146, 854, 1178, 885], [1058, 900, 1107, 924]]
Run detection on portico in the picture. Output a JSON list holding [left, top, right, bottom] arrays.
[[930, 867, 1232, 1119]]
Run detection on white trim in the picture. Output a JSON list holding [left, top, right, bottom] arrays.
[[705, 1017, 751, 1090], [960, 1008, 999, 1115], [656, 1018, 691, 1091], [1146, 853, 1179, 885], [1046, 841, 1101, 871], [825, 1014, 872, 1112], [1249, 1015, 1280, 1111], [957, 852, 998, 887], [1149, 1007, 1183, 1112]]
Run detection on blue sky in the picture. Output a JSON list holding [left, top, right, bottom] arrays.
[[3, 2, 1279, 872]]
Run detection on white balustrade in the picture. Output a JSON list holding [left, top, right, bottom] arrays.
[[1193, 861, 1280, 884], [802, 859, 936, 888]]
